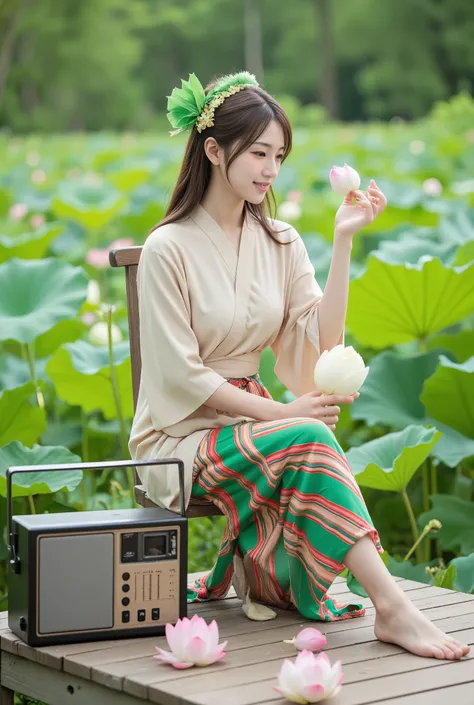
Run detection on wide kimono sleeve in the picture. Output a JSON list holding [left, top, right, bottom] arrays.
[[271, 231, 344, 397], [137, 235, 227, 430]]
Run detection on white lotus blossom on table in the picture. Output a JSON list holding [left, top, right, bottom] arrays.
[[284, 627, 327, 652], [153, 615, 227, 669], [329, 164, 360, 196], [314, 345, 369, 396], [274, 650, 343, 703]]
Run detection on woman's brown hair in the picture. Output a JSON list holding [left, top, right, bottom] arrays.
[[157, 76, 293, 243]]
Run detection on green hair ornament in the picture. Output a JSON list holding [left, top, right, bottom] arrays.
[[166, 71, 259, 136]]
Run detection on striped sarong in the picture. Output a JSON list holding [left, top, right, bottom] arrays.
[[187, 374, 383, 621]]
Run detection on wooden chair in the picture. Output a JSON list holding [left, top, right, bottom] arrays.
[[109, 246, 222, 518]]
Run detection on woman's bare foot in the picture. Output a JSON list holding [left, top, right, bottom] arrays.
[[374, 593, 471, 660]]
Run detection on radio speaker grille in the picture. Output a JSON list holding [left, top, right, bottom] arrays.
[[39, 533, 114, 634]]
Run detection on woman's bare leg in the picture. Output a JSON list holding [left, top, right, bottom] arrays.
[[344, 535, 471, 659]]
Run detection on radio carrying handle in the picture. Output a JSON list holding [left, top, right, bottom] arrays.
[[6, 458, 186, 574]]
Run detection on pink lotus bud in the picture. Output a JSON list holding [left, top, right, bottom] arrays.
[[154, 615, 227, 669], [86, 248, 111, 269], [31, 169, 46, 185], [110, 238, 134, 250], [422, 178, 442, 196], [274, 651, 343, 703], [9, 203, 28, 221], [329, 164, 360, 196], [287, 189, 303, 203], [284, 627, 327, 652], [30, 214, 45, 229]]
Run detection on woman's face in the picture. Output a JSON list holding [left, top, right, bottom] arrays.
[[225, 120, 286, 204]]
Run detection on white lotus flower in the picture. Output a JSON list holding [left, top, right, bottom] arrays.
[[87, 280, 101, 306], [88, 321, 122, 346], [409, 140, 425, 155], [329, 164, 360, 196], [279, 201, 302, 221], [153, 615, 227, 669], [314, 345, 369, 395], [422, 178, 442, 196], [274, 650, 343, 703]]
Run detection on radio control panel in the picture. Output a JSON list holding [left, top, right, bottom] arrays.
[[113, 525, 181, 628]]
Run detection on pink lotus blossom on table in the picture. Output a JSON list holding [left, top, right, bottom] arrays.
[[154, 615, 228, 669], [30, 214, 45, 229], [274, 650, 343, 703], [284, 627, 327, 652], [329, 164, 360, 196], [9, 203, 28, 221]]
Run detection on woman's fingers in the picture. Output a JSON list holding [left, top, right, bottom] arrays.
[[320, 394, 356, 405], [323, 416, 339, 426]]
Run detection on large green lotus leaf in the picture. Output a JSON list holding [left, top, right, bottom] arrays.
[[105, 160, 151, 192], [0, 441, 82, 497], [453, 240, 474, 267], [34, 318, 87, 358], [0, 223, 63, 263], [418, 495, 474, 555], [346, 256, 474, 348], [120, 201, 164, 237], [346, 425, 441, 492], [51, 179, 126, 230], [351, 350, 446, 429], [430, 421, 474, 467], [451, 553, 474, 594], [387, 556, 432, 584], [46, 340, 133, 419], [0, 258, 88, 343], [421, 356, 474, 438], [427, 331, 474, 363], [0, 382, 46, 447], [374, 227, 456, 266], [0, 354, 48, 392]]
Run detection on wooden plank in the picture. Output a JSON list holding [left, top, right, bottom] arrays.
[[141, 609, 474, 704], [375, 681, 474, 704], [88, 590, 473, 698], [176, 630, 474, 705], [143, 627, 474, 705], [1, 650, 146, 705], [64, 607, 303, 681]]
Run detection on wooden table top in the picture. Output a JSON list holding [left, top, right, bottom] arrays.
[[1, 573, 474, 705]]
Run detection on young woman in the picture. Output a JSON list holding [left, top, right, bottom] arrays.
[[129, 71, 469, 660]]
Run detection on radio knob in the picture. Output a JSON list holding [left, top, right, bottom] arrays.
[[122, 572, 130, 581], [122, 584, 130, 593]]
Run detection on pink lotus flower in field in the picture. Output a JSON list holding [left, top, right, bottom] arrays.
[[9, 203, 28, 221], [422, 178, 442, 196], [329, 164, 360, 196], [154, 615, 227, 669], [86, 238, 134, 269], [31, 169, 46, 185], [30, 214, 45, 229], [274, 651, 343, 703], [284, 627, 327, 652]]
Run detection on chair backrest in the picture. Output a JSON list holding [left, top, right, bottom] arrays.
[[109, 246, 143, 410], [109, 245, 222, 518]]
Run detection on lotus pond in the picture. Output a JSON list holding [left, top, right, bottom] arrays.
[[1, 94, 474, 605]]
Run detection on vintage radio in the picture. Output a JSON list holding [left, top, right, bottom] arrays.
[[7, 459, 187, 647]]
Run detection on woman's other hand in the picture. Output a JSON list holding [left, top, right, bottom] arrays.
[[281, 391, 359, 430], [334, 180, 387, 239]]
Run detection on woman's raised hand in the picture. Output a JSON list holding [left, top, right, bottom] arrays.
[[334, 180, 387, 239], [281, 391, 359, 430]]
